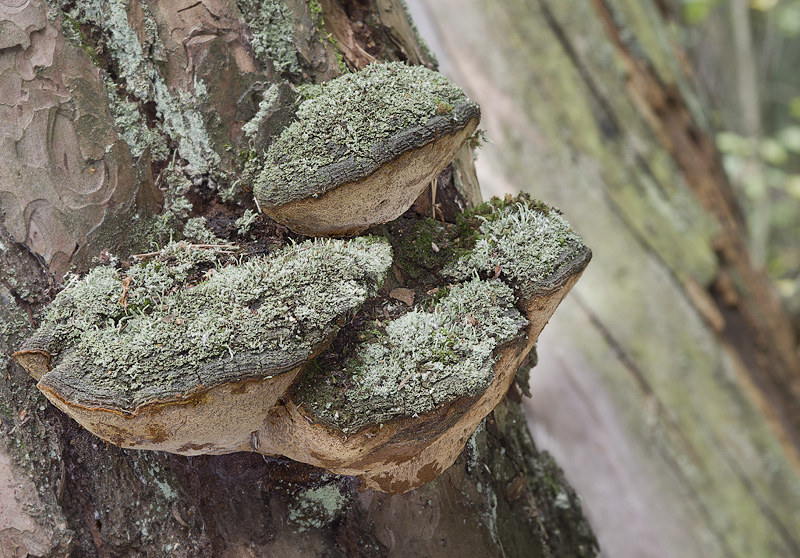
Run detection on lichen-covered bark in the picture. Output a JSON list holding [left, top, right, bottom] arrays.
[[417, 0, 800, 556], [0, 1, 597, 557]]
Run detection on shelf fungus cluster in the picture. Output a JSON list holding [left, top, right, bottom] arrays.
[[14, 238, 393, 454], [14, 60, 590, 495], [253, 62, 480, 236]]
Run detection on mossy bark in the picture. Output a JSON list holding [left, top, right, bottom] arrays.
[[416, 0, 800, 556], [0, 1, 596, 557]]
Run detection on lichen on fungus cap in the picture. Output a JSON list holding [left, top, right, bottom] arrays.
[[445, 197, 591, 299], [251, 196, 591, 493], [294, 278, 528, 433], [254, 62, 480, 236], [13, 237, 392, 454]]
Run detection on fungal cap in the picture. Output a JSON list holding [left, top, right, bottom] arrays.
[[253, 197, 591, 493], [10, 348, 50, 381], [14, 237, 392, 453], [446, 197, 592, 300], [254, 264, 587, 494], [253, 62, 480, 236]]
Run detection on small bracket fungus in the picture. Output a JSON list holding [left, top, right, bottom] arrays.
[[13, 238, 391, 454], [295, 278, 528, 432], [254, 62, 480, 236]]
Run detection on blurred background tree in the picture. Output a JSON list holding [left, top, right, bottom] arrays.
[[685, 0, 800, 333], [410, 0, 800, 556]]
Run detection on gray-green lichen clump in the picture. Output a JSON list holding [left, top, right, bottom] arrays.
[[254, 61, 479, 207], [447, 198, 586, 297], [58, 0, 220, 174], [22, 238, 391, 413], [287, 483, 349, 531], [296, 278, 528, 432], [235, 0, 302, 77]]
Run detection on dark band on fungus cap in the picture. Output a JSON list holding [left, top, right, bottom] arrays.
[[255, 101, 480, 207], [36, 344, 313, 415], [251, 62, 481, 236]]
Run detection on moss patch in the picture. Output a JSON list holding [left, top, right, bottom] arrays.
[[254, 62, 477, 206], [25, 237, 392, 413], [393, 217, 451, 280], [294, 278, 527, 432]]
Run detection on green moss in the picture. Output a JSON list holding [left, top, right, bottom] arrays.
[[287, 483, 348, 531], [254, 62, 477, 206], [236, 0, 302, 77], [394, 218, 450, 280], [29, 237, 392, 412], [61, 13, 102, 66], [295, 278, 527, 432]]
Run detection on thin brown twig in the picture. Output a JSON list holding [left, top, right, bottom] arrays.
[[131, 243, 239, 259]]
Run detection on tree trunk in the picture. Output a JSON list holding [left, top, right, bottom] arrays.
[[0, 1, 597, 557], [412, 0, 800, 556]]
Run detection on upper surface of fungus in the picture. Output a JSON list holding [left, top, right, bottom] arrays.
[[253, 196, 591, 493], [15, 237, 392, 415], [295, 278, 527, 432], [253, 62, 480, 235], [446, 197, 587, 297]]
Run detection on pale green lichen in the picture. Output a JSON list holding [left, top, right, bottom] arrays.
[[30, 237, 392, 412], [0, 287, 30, 353], [61, 0, 220, 175], [296, 278, 527, 432], [235, 210, 259, 236], [236, 0, 302, 77], [182, 217, 223, 244], [254, 62, 477, 206], [105, 81, 168, 163], [287, 483, 348, 531], [445, 199, 585, 297], [242, 83, 285, 139]]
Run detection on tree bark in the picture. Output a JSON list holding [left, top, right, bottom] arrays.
[[0, 1, 597, 557], [412, 0, 800, 556]]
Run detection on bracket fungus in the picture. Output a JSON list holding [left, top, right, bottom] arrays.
[[253, 197, 591, 492], [253, 62, 480, 236], [13, 238, 392, 454], [14, 194, 589, 494]]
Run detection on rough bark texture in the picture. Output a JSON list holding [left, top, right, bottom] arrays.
[[412, 0, 800, 556], [0, 1, 597, 557]]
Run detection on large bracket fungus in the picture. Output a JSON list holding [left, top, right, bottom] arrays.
[[14, 238, 392, 454], [15, 181, 587, 492], [253, 62, 480, 236], [252, 197, 591, 492]]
